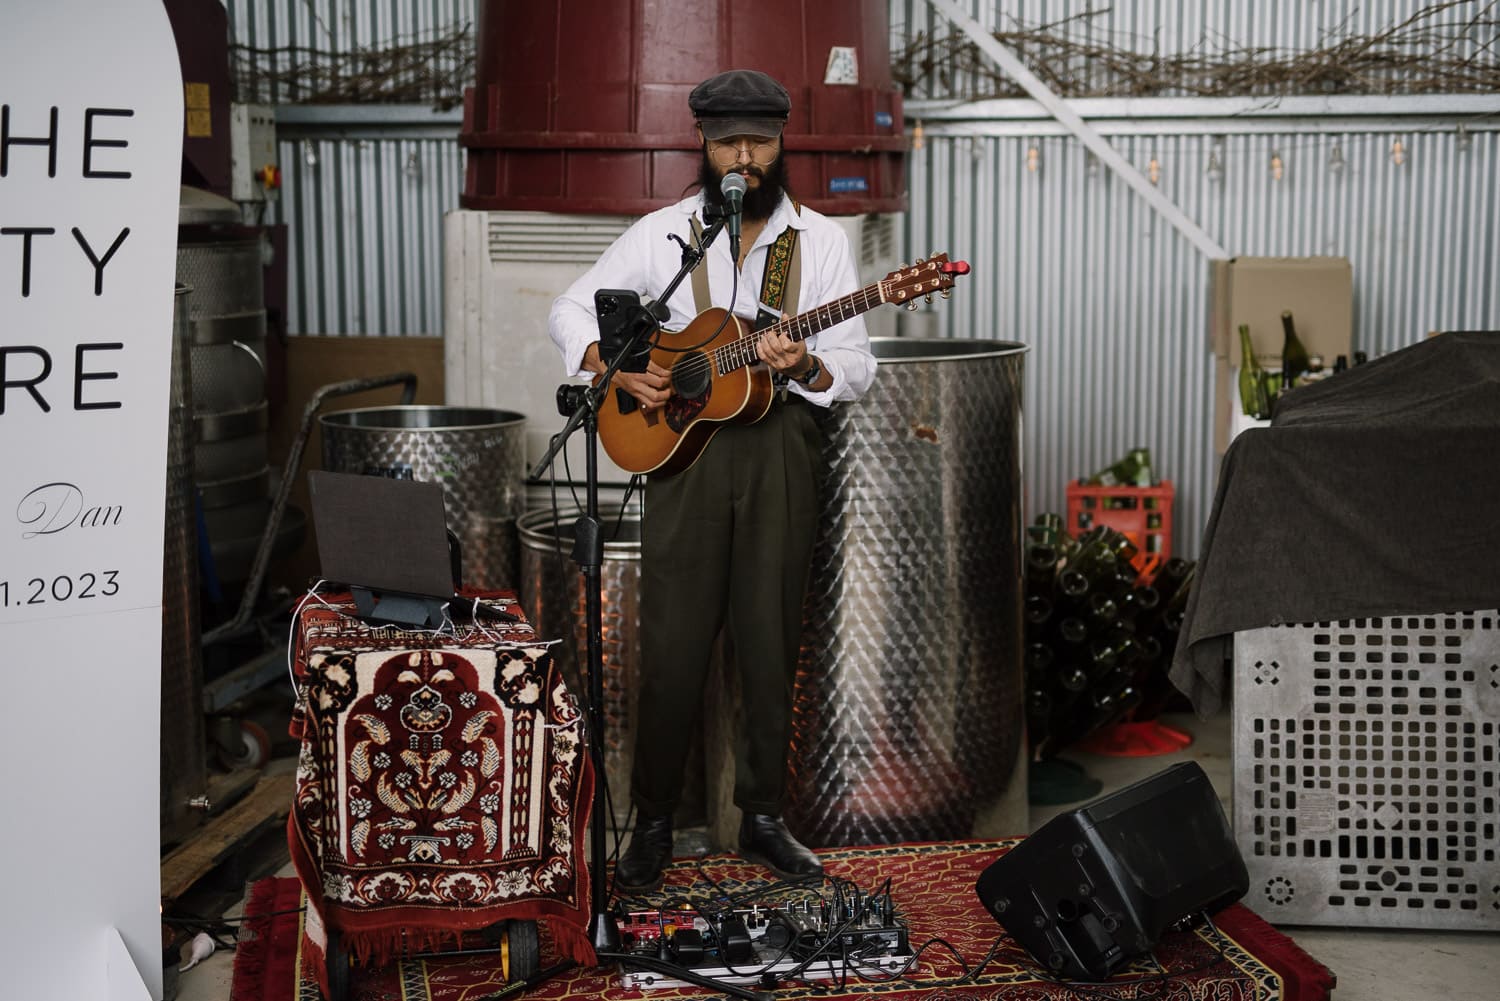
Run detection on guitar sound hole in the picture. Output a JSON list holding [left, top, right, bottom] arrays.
[[671, 351, 711, 401]]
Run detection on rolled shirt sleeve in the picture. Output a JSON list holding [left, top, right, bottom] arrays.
[[790, 212, 877, 405]]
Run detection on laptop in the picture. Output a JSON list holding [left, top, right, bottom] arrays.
[[308, 470, 455, 625]]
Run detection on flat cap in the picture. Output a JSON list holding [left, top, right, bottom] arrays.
[[689, 69, 790, 140]]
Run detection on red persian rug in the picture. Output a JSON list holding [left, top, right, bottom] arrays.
[[286, 592, 596, 998], [232, 840, 1334, 1001]]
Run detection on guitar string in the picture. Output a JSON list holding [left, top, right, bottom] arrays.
[[701, 266, 954, 378], [661, 284, 889, 385]]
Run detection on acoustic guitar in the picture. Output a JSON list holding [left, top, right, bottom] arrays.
[[596, 254, 971, 476]]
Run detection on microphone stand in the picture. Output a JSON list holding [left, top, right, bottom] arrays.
[[530, 213, 728, 955]]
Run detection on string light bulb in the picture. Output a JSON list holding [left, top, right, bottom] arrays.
[[1391, 139, 1405, 165], [1328, 143, 1345, 174], [303, 139, 318, 168], [1456, 123, 1472, 152], [1205, 149, 1224, 183], [1026, 145, 1040, 173], [1270, 150, 1284, 181], [405, 151, 422, 180], [1147, 154, 1160, 185], [1085, 151, 1100, 177], [911, 120, 925, 152]]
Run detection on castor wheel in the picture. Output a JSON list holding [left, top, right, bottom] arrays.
[[325, 926, 351, 1001], [484, 919, 539, 981], [214, 718, 272, 770]]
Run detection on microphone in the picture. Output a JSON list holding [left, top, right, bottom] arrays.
[[720, 172, 746, 259]]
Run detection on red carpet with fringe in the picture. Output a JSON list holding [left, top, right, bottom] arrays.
[[284, 592, 596, 999], [232, 840, 1333, 1001]]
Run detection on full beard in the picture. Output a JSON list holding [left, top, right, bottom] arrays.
[[699, 150, 790, 222]]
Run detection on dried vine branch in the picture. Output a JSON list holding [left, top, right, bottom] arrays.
[[231, 23, 475, 108], [896, 0, 1500, 100]]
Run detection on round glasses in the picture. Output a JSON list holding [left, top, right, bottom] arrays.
[[707, 137, 781, 166]]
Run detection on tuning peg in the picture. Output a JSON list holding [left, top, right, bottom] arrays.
[[897, 262, 908, 270], [905, 301, 918, 311], [915, 256, 926, 264], [924, 294, 933, 304], [941, 289, 951, 299]]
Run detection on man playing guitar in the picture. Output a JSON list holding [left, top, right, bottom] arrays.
[[547, 68, 877, 892]]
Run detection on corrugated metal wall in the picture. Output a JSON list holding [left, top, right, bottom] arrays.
[[892, 1, 1499, 550], [907, 126, 1498, 546], [273, 133, 464, 334], [227, 0, 1500, 552]]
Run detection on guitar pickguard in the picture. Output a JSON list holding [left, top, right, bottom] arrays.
[[665, 351, 712, 433]]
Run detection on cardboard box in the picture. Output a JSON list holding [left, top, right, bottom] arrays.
[[1209, 257, 1353, 453]]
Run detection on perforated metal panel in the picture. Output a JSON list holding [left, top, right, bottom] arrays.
[[1233, 613, 1500, 930]]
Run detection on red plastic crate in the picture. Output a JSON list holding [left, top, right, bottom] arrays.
[[1064, 480, 1174, 581]]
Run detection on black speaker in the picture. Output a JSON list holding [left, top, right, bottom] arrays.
[[975, 761, 1247, 981]]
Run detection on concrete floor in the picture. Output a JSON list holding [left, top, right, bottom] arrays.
[[174, 711, 1497, 1000]]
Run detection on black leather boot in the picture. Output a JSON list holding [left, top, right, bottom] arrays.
[[615, 813, 674, 893], [738, 813, 823, 880]]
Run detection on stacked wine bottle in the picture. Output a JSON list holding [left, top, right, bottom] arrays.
[[1022, 514, 1196, 759]]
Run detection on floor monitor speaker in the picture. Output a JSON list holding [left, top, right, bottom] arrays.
[[975, 761, 1247, 981]]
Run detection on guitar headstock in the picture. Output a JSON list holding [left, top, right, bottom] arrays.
[[881, 253, 972, 307]]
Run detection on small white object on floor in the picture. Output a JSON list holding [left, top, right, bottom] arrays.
[[179, 932, 216, 972]]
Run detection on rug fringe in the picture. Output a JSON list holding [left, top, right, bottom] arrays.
[[228, 878, 289, 1001], [547, 916, 597, 967], [344, 926, 463, 969]]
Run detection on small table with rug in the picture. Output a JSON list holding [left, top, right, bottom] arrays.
[[285, 590, 596, 999]]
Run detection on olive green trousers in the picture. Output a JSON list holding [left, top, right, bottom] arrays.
[[632, 398, 822, 817]]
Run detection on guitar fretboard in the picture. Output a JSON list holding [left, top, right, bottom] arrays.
[[713, 283, 887, 376]]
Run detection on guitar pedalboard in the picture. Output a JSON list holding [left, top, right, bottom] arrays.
[[616, 885, 915, 990]]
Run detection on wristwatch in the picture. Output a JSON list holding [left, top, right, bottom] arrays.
[[795, 355, 822, 386]]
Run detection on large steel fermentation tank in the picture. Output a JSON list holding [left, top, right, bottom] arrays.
[[785, 338, 1029, 847], [176, 187, 300, 584], [320, 407, 528, 589], [160, 284, 207, 845], [517, 507, 643, 827], [461, 0, 905, 215]]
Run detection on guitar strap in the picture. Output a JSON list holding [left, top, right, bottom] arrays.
[[688, 204, 802, 324], [756, 211, 802, 327]]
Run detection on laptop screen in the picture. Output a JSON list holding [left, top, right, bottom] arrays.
[[308, 470, 453, 600]]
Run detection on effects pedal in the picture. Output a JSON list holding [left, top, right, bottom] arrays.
[[616, 886, 915, 990]]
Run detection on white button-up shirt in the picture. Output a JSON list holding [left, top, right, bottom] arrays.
[[548, 193, 877, 406]]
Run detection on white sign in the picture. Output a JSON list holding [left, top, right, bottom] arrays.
[[824, 46, 860, 85], [0, 1, 183, 998]]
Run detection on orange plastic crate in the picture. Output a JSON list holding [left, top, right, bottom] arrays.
[[1064, 480, 1174, 582]]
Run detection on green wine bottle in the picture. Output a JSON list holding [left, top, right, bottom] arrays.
[[1280, 310, 1311, 383], [1119, 584, 1161, 621], [1086, 447, 1153, 487], [1055, 569, 1090, 608], [1054, 616, 1088, 650], [1086, 593, 1119, 629], [1237, 324, 1270, 419], [1024, 595, 1054, 628], [1025, 542, 1059, 595]]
